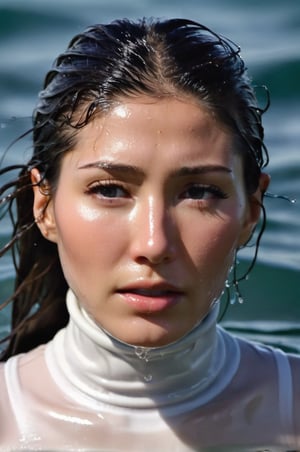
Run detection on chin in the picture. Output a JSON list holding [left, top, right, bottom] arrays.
[[106, 315, 192, 348], [119, 324, 186, 348]]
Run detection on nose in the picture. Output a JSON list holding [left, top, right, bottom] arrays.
[[129, 195, 177, 265]]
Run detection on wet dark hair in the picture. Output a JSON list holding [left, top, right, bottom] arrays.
[[0, 17, 269, 359]]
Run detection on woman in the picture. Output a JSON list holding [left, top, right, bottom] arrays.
[[0, 17, 299, 451]]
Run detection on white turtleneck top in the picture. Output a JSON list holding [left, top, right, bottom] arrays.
[[0, 289, 299, 451]]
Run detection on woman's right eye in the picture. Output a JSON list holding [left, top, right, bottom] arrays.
[[86, 182, 129, 199]]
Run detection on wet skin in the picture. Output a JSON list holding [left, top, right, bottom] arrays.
[[32, 96, 265, 347]]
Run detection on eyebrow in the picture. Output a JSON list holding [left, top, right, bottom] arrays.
[[78, 161, 145, 177], [176, 165, 232, 176], [77, 161, 232, 177]]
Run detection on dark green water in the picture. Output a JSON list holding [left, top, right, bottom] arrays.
[[0, 0, 300, 350]]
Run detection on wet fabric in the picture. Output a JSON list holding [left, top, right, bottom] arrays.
[[0, 289, 299, 451]]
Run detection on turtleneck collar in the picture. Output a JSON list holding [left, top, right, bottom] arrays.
[[45, 289, 240, 413]]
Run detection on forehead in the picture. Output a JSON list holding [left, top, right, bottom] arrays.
[[68, 96, 236, 169]]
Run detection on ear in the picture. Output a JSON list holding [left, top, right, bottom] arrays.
[[31, 168, 58, 243], [238, 172, 270, 247]]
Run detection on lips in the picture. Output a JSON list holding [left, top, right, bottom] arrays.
[[117, 282, 184, 313], [127, 288, 177, 297]]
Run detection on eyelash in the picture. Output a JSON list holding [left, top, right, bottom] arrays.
[[86, 180, 129, 198], [180, 184, 229, 201]]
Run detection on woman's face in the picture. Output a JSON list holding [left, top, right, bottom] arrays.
[[34, 96, 262, 346]]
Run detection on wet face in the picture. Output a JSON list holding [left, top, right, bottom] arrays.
[[33, 96, 262, 346]]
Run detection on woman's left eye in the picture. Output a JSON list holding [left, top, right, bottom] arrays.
[[180, 184, 228, 201]]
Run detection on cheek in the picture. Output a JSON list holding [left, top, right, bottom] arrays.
[[189, 223, 239, 302], [53, 200, 124, 273], [185, 214, 242, 277]]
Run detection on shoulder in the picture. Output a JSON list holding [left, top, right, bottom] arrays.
[[217, 329, 281, 409], [0, 358, 20, 440], [287, 352, 300, 383], [221, 330, 296, 399], [0, 361, 8, 399], [0, 345, 47, 398], [219, 327, 280, 372], [288, 353, 300, 428], [233, 333, 300, 443], [223, 328, 299, 371], [0, 346, 48, 436], [289, 351, 300, 380], [232, 334, 280, 384], [0, 357, 16, 400]]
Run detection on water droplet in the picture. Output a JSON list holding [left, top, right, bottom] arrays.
[[144, 374, 152, 382], [135, 347, 143, 357], [134, 346, 150, 361], [225, 280, 230, 288], [291, 198, 296, 204], [238, 296, 244, 304]]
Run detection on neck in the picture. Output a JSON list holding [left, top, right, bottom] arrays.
[[45, 289, 240, 411]]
